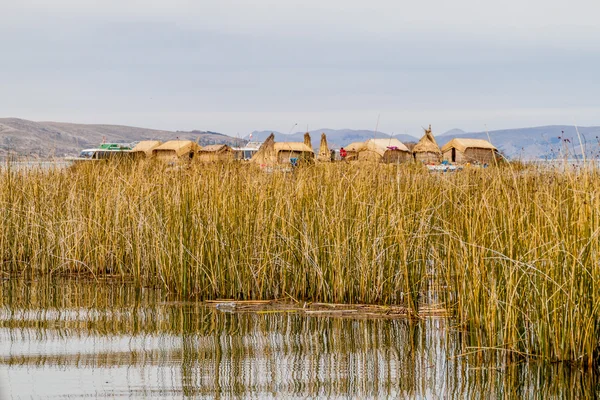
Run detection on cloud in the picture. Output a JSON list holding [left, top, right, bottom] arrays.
[[0, 0, 599, 134], [4, 0, 600, 42]]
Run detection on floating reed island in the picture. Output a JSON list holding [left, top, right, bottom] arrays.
[[67, 126, 500, 167], [1, 161, 599, 367]]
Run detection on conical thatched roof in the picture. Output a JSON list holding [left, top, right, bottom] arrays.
[[413, 125, 441, 154], [304, 132, 313, 152], [317, 133, 330, 162], [250, 133, 277, 164]]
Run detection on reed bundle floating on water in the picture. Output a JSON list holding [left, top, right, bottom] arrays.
[[1, 161, 599, 366]]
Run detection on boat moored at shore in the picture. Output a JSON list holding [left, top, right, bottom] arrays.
[[65, 143, 134, 163]]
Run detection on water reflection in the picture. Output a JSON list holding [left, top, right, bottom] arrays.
[[0, 279, 597, 398]]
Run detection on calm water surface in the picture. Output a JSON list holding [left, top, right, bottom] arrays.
[[0, 279, 597, 399]]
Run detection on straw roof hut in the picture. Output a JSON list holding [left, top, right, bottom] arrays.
[[413, 125, 442, 164], [250, 133, 315, 165], [196, 144, 234, 162], [317, 133, 331, 162], [343, 142, 365, 161], [130, 140, 162, 159], [357, 138, 412, 163], [274, 142, 314, 164], [441, 138, 497, 164], [152, 140, 201, 162]]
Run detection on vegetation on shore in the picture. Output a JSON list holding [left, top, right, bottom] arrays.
[[1, 161, 599, 366]]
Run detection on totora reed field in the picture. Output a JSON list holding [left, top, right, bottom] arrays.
[[1, 161, 599, 369]]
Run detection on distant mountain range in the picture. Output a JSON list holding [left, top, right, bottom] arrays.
[[1, 117, 599, 160], [438, 128, 467, 137], [0, 118, 244, 159]]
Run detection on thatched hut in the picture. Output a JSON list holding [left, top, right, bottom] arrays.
[[343, 142, 365, 161], [357, 138, 412, 163], [441, 138, 497, 164], [274, 142, 314, 164], [413, 125, 442, 164], [197, 144, 234, 162], [130, 140, 162, 159], [152, 140, 201, 163], [317, 133, 331, 162], [251, 133, 315, 165]]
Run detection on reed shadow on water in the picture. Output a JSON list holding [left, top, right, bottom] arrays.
[[0, 278, 598, 398]]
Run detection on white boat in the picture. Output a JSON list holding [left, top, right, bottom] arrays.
[[65, 143, 133, 163], [232, 141, 262, 160]]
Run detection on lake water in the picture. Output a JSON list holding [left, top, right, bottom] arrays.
[[0, 279, 597, 399]]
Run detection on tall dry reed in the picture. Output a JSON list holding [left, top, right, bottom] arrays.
[[0, 161, 599, 365]]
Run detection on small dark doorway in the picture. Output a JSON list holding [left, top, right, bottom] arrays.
[[451, 148, 456, 162]]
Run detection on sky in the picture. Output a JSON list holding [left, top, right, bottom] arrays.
[[1, 0, 599, 137]]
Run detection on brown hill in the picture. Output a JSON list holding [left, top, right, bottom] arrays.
[[0, 118, 245, 159]]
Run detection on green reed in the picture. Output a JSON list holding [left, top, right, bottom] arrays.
[[1, 161, 599, 366]]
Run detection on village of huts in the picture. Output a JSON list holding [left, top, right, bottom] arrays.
[[106, 125, 499, 168], [245, 126, 497, 167]]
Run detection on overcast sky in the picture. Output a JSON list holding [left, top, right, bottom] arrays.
[[1, 0, 599, 136]]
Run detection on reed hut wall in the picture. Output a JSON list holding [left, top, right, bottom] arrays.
[[196, 145, 234, 162], [154, 150, 180, 162], [442, 148, 496, 164], [382, 150, 412, 163], [153, 141, 200, 163], [415, 151, 442, 164], [357, 149, 411, 163], [464, 148, 496, 164], [275, 143, 315, 164]]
